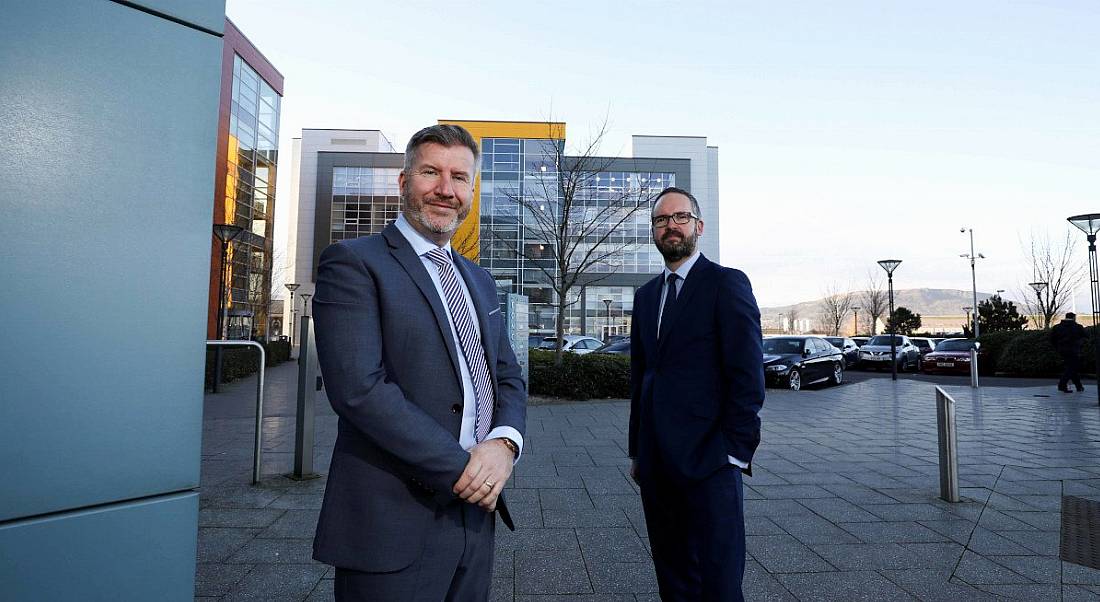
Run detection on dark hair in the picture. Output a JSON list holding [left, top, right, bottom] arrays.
[[652, 186, 701, 217], [403, 124, 480, 173], [1067, 312, 1077, 319]]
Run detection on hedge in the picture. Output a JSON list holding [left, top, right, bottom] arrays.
[[205, 339, 292, 390], [977, 327, 1098, 377], [529, 349, 630, 400]]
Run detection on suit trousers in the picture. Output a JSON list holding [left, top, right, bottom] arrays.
[[1059, 352, 1083, 390], [640, 464, 746, 602], [334, 500, 495, 602]]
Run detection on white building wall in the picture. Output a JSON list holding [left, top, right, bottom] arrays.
[[283, 129, 395, 335], [630, 135, 719, 261]]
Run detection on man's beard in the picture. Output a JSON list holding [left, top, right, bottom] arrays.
[[655, 229, 697, 262], [404, 192, 468, 235]]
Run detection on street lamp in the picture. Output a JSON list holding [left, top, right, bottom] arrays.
[[878, 259, 902, 381], [852, 306, 861, 336], [285, 283, 300, 346], [996, 289, 1005, 298], [299, 293, 312, 318], [960, 227, 985, 339], [1028, 281, 1048, 329], [602, 298, 613, 341], [963, 306, 973, 333], [1067, 213, 1100, 405], [213, 224, 245, 341]]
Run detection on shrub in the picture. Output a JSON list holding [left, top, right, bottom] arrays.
[[529, 349, 630, 400], [205, 339, 292, 390], [975, 330, 1025, 375], [996, 330, 1063, 377]]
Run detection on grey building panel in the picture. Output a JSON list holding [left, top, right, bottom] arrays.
[[118, 0, 226, 35], [563, 156, 692, 193], [313, 151, 405, 280], [0, 492, 200, 602]]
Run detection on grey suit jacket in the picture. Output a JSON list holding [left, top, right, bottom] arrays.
[[311, 223, 526, 573]]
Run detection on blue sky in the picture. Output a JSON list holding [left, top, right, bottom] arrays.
[[227, 0, 1100, 307]]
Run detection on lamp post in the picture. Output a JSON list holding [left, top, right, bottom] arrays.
[[1029, 281, 1048, 329], [878, 259, 902, 381], [212, 224, 244, 394], [960, 227, 985, 339], [299, 293, 312, 318], [1067, 213, 1100, 405], [285, 283, 300, 346], [852, 306, 860, 335], [963, 306, 972, 334], [996, 289, 1005, 298], [602, 298, 613, 342]]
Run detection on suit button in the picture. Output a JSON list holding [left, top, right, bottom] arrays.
[[451, 404, 461, 414]]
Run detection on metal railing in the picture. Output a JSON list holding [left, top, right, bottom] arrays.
[[935, 386, 959, 502], [206, 340, 266, 484]]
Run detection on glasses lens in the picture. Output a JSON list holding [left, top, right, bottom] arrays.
[[673, 212, 693, 224]]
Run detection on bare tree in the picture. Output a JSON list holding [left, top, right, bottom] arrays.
[[818, 283, 855, 336], [860, 271, 888, 335], [1018, 229, 1082, 329], [451, 224, 480, 262], [786, 305, 801, 334], [488, 119, 660, 365]]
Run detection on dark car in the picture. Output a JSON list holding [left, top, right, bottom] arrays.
[[592, 337, 631, 355], [824, 336, 860, 369], [763, 336, 844, 391], [921, 338, 983, 375]]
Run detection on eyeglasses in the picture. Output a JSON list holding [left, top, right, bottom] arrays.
[[651, 211, 698, 228]]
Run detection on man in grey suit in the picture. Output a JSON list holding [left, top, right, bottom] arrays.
[[312, 124, 526, 601]]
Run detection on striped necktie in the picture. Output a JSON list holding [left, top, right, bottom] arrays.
[[425, 248, 494, 441]]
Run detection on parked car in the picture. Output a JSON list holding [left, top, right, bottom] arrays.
[[858, 335, 922, 372], [592, 337, 631, 355], [824, 336, 860, 369], [910, 337, 937, 358], [762, 336, 844, 391], [852, 336, 871, 347], [537, 335, 605, 355], [922, 338, 983, 375]]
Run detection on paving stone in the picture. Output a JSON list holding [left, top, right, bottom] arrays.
[[194, 562, 255, 597], [542, 507, 631, 528], [747, 535, 835, 574], [197, 528, 261, 563], [769, 512, 861, 545], [514, 549, 592, 595], [585, 561, 659, 594], [199, 508, 285, 529], [988, 555, 1061, 583], [1063, 561, 1100, 584], [973, 584, 1063, 599], [997, 529, 1059, 555], [743, 560, 798, 601], [798, 497, 883, 522], [304, 578, 334, 602], [267, 493, 323, 510], [777, 570, 916, 601], [576, 528, 649, 563], [220, 563, 328, 601], [745, 517, 787, 536], [495, 528, 578, 552], [918, 519, 977, 544], [809, 543, 926, 571], [838, 521, 949, 544], [751, 484, 837, 499], [879, 568, 999, 602], [953, 550, 1033, 585], [227, 537, 316, 564], [257, 509, 320, 539]]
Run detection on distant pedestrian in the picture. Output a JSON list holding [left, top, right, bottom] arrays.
[[1050, 312, 1087, 393]]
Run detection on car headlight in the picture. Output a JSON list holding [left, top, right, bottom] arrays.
[[766, 365, 789, 372], [958, 356, 971, 362]]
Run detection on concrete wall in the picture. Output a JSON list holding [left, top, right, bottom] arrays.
[[0, 1, 225, 599]]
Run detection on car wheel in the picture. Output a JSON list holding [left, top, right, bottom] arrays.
[[830, 362, 843, 386], [787, 369, 802, 391]]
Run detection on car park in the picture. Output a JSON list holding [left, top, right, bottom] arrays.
[[852, 336, 871, 347], [824, 336, 860, 369], [762, 336, 844, 391], [858, 334, 922, 371], [921, 338, 983, 375], [537, 335, 605, 355], [592, 337, 631, 355], [910, 337, 937, 359]]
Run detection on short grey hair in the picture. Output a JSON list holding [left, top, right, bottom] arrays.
[[652, 186, 701, 217], [403, 124, 481, 173]]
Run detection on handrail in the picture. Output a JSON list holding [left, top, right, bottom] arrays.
[[206, 340, 266, 484]]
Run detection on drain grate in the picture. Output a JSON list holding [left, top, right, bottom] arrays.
[[1061, 495, 1100, 570]]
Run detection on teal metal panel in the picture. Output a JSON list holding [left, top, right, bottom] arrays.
[[127, 0, 226, 34], [0, 492, 199, 602], [0, 0, 223, 520]]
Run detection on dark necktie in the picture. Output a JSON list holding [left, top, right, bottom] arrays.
[[425, 248, 494, 441], [659, 273, 680, 340]]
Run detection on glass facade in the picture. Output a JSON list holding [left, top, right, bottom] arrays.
[[329, 166, 401, 242], [224, 54, 279, 339], [478, 137, 673, 336]]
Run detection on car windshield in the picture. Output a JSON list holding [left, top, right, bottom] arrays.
[[869, 335, 903, 346], [825, 338, 844, 347], [913, 340, 931, 350], [763, 338, 804, 354], [538, 338, 560, 350], [595, 340, 630, 352], [936, 340, 976, 352]]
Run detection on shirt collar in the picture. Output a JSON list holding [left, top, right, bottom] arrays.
[[662, 250, 702, 281], [395, 213, 453, 258]]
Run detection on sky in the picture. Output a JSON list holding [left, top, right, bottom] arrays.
[[225, 0, 1100, 308]]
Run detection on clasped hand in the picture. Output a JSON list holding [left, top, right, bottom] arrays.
[[452, 439, 513, 511]]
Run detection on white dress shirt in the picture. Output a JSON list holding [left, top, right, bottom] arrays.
[[658, 251, 748, 469], [394, 214, 523, 458]]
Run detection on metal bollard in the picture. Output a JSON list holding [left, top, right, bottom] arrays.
[[970, 348, 979, 388], [292, 316, 321, 480], [935, 386, 960, 502]]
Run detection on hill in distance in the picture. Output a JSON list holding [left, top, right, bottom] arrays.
[[761, 288, 1003, 318]]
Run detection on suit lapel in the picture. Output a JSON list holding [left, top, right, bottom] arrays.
[[657, 255, 711, 352], [640, 276, 661, 354], [382, 225, 463, 385]]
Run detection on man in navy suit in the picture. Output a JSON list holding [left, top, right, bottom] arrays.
[[311, 124, 526, 601], [629, 187, 764, 601]]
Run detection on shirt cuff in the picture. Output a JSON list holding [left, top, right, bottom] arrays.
[[487, 426, 524, 463], [727, 455, 748, 469]]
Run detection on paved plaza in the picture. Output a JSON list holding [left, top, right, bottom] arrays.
[[196, 361, 1100, 600]]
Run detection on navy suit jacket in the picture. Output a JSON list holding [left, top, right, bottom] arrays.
[[628, 254, 764, 482], [311, 224, 526, 573]]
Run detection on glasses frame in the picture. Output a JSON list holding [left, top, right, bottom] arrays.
[[651, 211, 699, 228]]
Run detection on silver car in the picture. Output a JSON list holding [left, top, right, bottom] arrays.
[[858, 334, 922, 372], [538, 335, 605, 355]]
